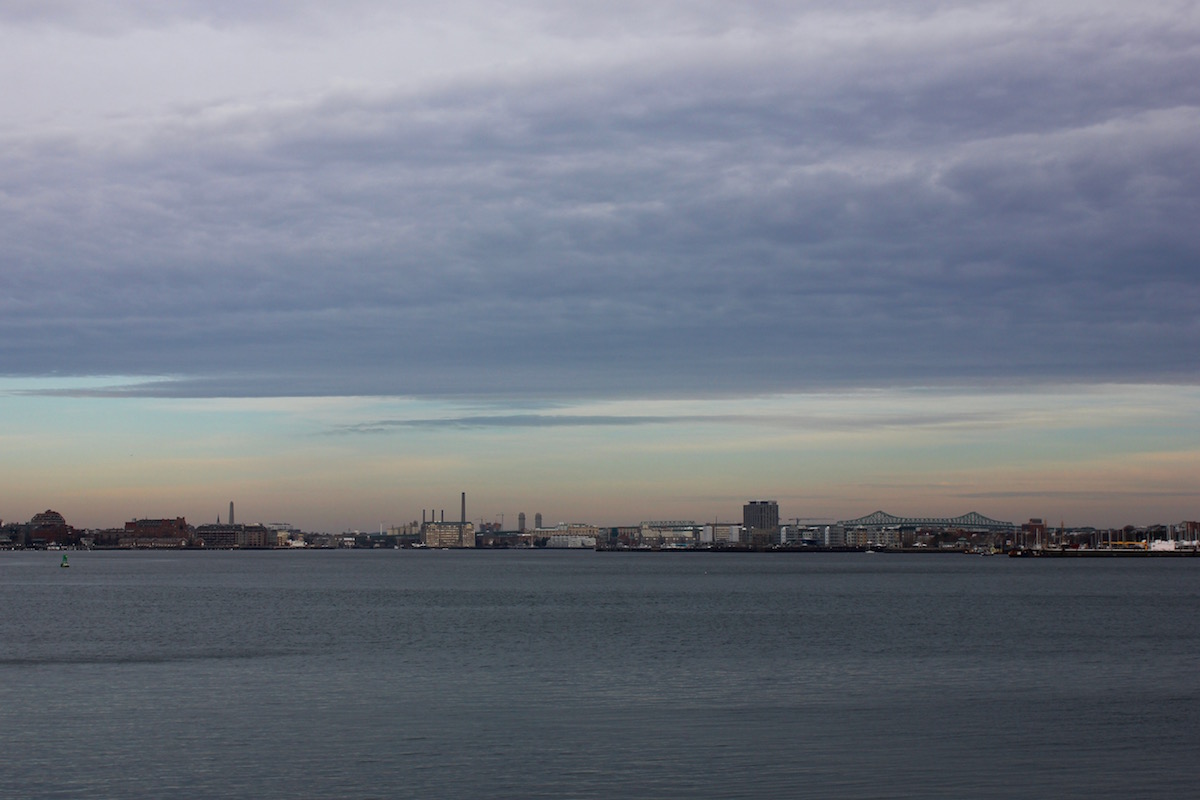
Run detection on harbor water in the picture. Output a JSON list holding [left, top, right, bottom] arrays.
[[2, 549, 1198, 798]]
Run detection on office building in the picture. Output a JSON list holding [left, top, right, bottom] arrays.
[[743, 501, 779, 531]]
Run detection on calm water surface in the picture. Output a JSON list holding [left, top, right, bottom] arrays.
[[2, 550, 1197, 798]]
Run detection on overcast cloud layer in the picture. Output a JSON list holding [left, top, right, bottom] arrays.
[[2, 0, 1197, 398]]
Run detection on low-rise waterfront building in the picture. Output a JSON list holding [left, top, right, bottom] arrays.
[[421, 521, 475, 548], [193, 523, 272, 548], [535, 523, 599, 548], [122, 517, 191, 547], [639, 521, 699, 547], [700, 523, 742, 545], [547, 532, 597, 548]]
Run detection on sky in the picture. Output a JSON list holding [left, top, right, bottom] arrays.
[[1, 0, 1198, 532]]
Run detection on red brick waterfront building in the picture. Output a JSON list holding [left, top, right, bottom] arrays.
[[30, 509, 73, 546], [122, 517, 192, 547]]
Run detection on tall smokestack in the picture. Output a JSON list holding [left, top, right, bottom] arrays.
[[461, 492, 466, 528]]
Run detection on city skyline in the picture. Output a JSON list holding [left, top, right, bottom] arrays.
[[4, 378, 1198, 531], [2, 1, 1197, 532]]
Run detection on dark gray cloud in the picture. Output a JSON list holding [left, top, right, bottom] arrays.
[[332, 414, 729, 434], [327, 408, 1015, 434], [1, 1, 1197, 398]]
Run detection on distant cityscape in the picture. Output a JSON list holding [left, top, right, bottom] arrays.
[[4, 495, 1199, 555]]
